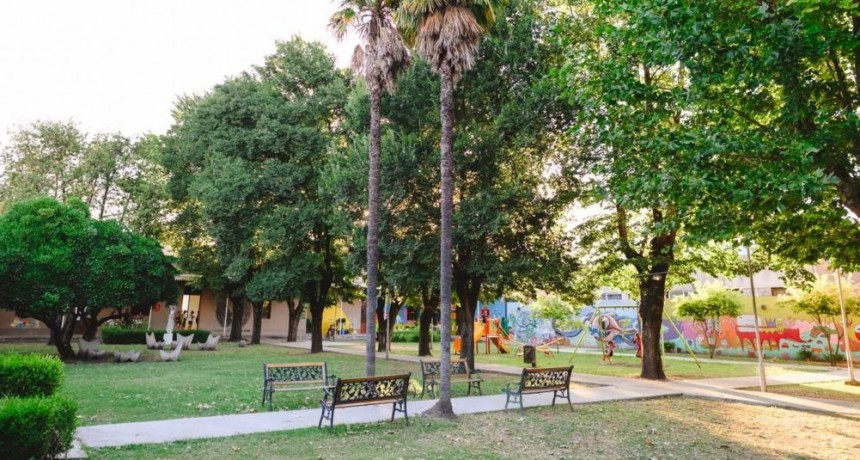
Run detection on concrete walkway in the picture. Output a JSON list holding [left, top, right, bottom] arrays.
[[70, 341, 859, 457]]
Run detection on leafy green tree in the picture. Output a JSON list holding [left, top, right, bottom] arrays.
[[1, 122, 171, 238], [531, 295, 579, 330], [0, 198, 178, 360], [675, 283, 744, 359], [606, 1, 860, 268], [556, 0, 830, 379], [331, 0, 411, 377], [0, 121, 85, 207], [162, 39, 350, 351], [778, 275, 859, 365]]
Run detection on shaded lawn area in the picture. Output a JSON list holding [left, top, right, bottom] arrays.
[[85, 397, 857, 460], [360, 342, 825, 379], [0, 343, 576, 426], [742, 381, 860, 403]]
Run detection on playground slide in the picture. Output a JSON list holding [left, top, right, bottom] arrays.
[[491, 336, 509, 353], [453, 320, 510, 353]]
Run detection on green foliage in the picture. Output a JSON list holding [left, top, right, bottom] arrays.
[[0, 395, 77, 460], [0, 197, 178, 358], [675, 283, 744, 323], [391, 324, 440, 343], [797, 349, 815, 361], [162, 38, 352, 347], [101, 327, 211, 345], [778, 275, 859, 364], [530, 295, 579, 330], [663, 341, 677, 353], [780, 276, 860, 319], [0, 121, 171, 237], [0, 353, 64, 398]]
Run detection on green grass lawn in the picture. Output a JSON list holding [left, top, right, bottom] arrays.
[[369, 342, 823, 379], [0, 340, 830, 427], [0, 343, 565, 426], [84, 398, 856, 459]]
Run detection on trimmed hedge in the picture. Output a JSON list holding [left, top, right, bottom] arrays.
[[0, 353, 64, 398], [391, 326, 440, 343], [0, 395, 77, 460], [101, 327, 212, 344]]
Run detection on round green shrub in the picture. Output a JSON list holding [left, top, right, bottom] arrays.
[[0, 395, 77, 459], [0, 353, 64, 398]]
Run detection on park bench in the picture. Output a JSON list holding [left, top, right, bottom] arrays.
[[262, 362, 335, 411], [318, 373, 410, 431], [502, 365, 574, 412], [419, 359, 483, 398]]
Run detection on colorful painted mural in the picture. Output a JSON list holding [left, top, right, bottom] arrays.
[[503, 297, 859, 363]]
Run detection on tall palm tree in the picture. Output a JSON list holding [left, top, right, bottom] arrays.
[[330, 1, 411, 377], [398, 0, 502, 419]]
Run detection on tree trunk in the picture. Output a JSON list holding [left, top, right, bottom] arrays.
[[639, 276, 667, 380], [82, 310, 123, 341], [57, 314, 78, 361], [229, 296, 244, 342], [425, 68, 457, 419], [376, 298, 403, 353], [286, 298, 303, 342], [251, 301, 262, 345], [310, 302, 324, 353], [366, 78, 382, 377], [454, 271, 482, 373], [418, 289, 439, 357]]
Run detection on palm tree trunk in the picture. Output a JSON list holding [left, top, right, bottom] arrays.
[[425, 67, 457, 419], [366, 79, 382, 377]]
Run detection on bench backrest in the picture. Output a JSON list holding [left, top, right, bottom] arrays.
[[265, 362, 328, 384], [420, 359, 470, 378], [333, 373, 410, 404], [519, 366, 573, 391]]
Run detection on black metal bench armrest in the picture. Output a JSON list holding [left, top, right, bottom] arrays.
[[326, 374, 337, 386], [504, 381, 521, 393]]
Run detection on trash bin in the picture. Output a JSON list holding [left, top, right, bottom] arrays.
[[523, 345, 536, 367]]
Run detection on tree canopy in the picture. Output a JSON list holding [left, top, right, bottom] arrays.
[[0, 197, 177, 359]]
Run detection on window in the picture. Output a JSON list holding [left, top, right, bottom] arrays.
[[601, 293, 622, 300], [771, 287, 786, 296]]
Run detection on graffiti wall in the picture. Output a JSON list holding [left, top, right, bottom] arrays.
[[504, 297, 859, 363]]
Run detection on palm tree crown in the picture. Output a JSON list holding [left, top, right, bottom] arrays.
[[398, 0, 500, 82], [330, 0, 411, 91]]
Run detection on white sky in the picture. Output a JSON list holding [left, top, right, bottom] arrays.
[[0, 0, 356, 146]]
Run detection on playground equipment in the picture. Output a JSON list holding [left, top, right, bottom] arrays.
[[453, 319, 510, 354], [567, 305, 701, 368]]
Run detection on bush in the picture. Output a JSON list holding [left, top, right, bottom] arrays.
[[797, 349, 815, 361], [0, 353, 64, 398], [391, 325, 440, 343], [663, 341, 677, 353], [0, 395, 77, 459], [102, 327, 211, 344]]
